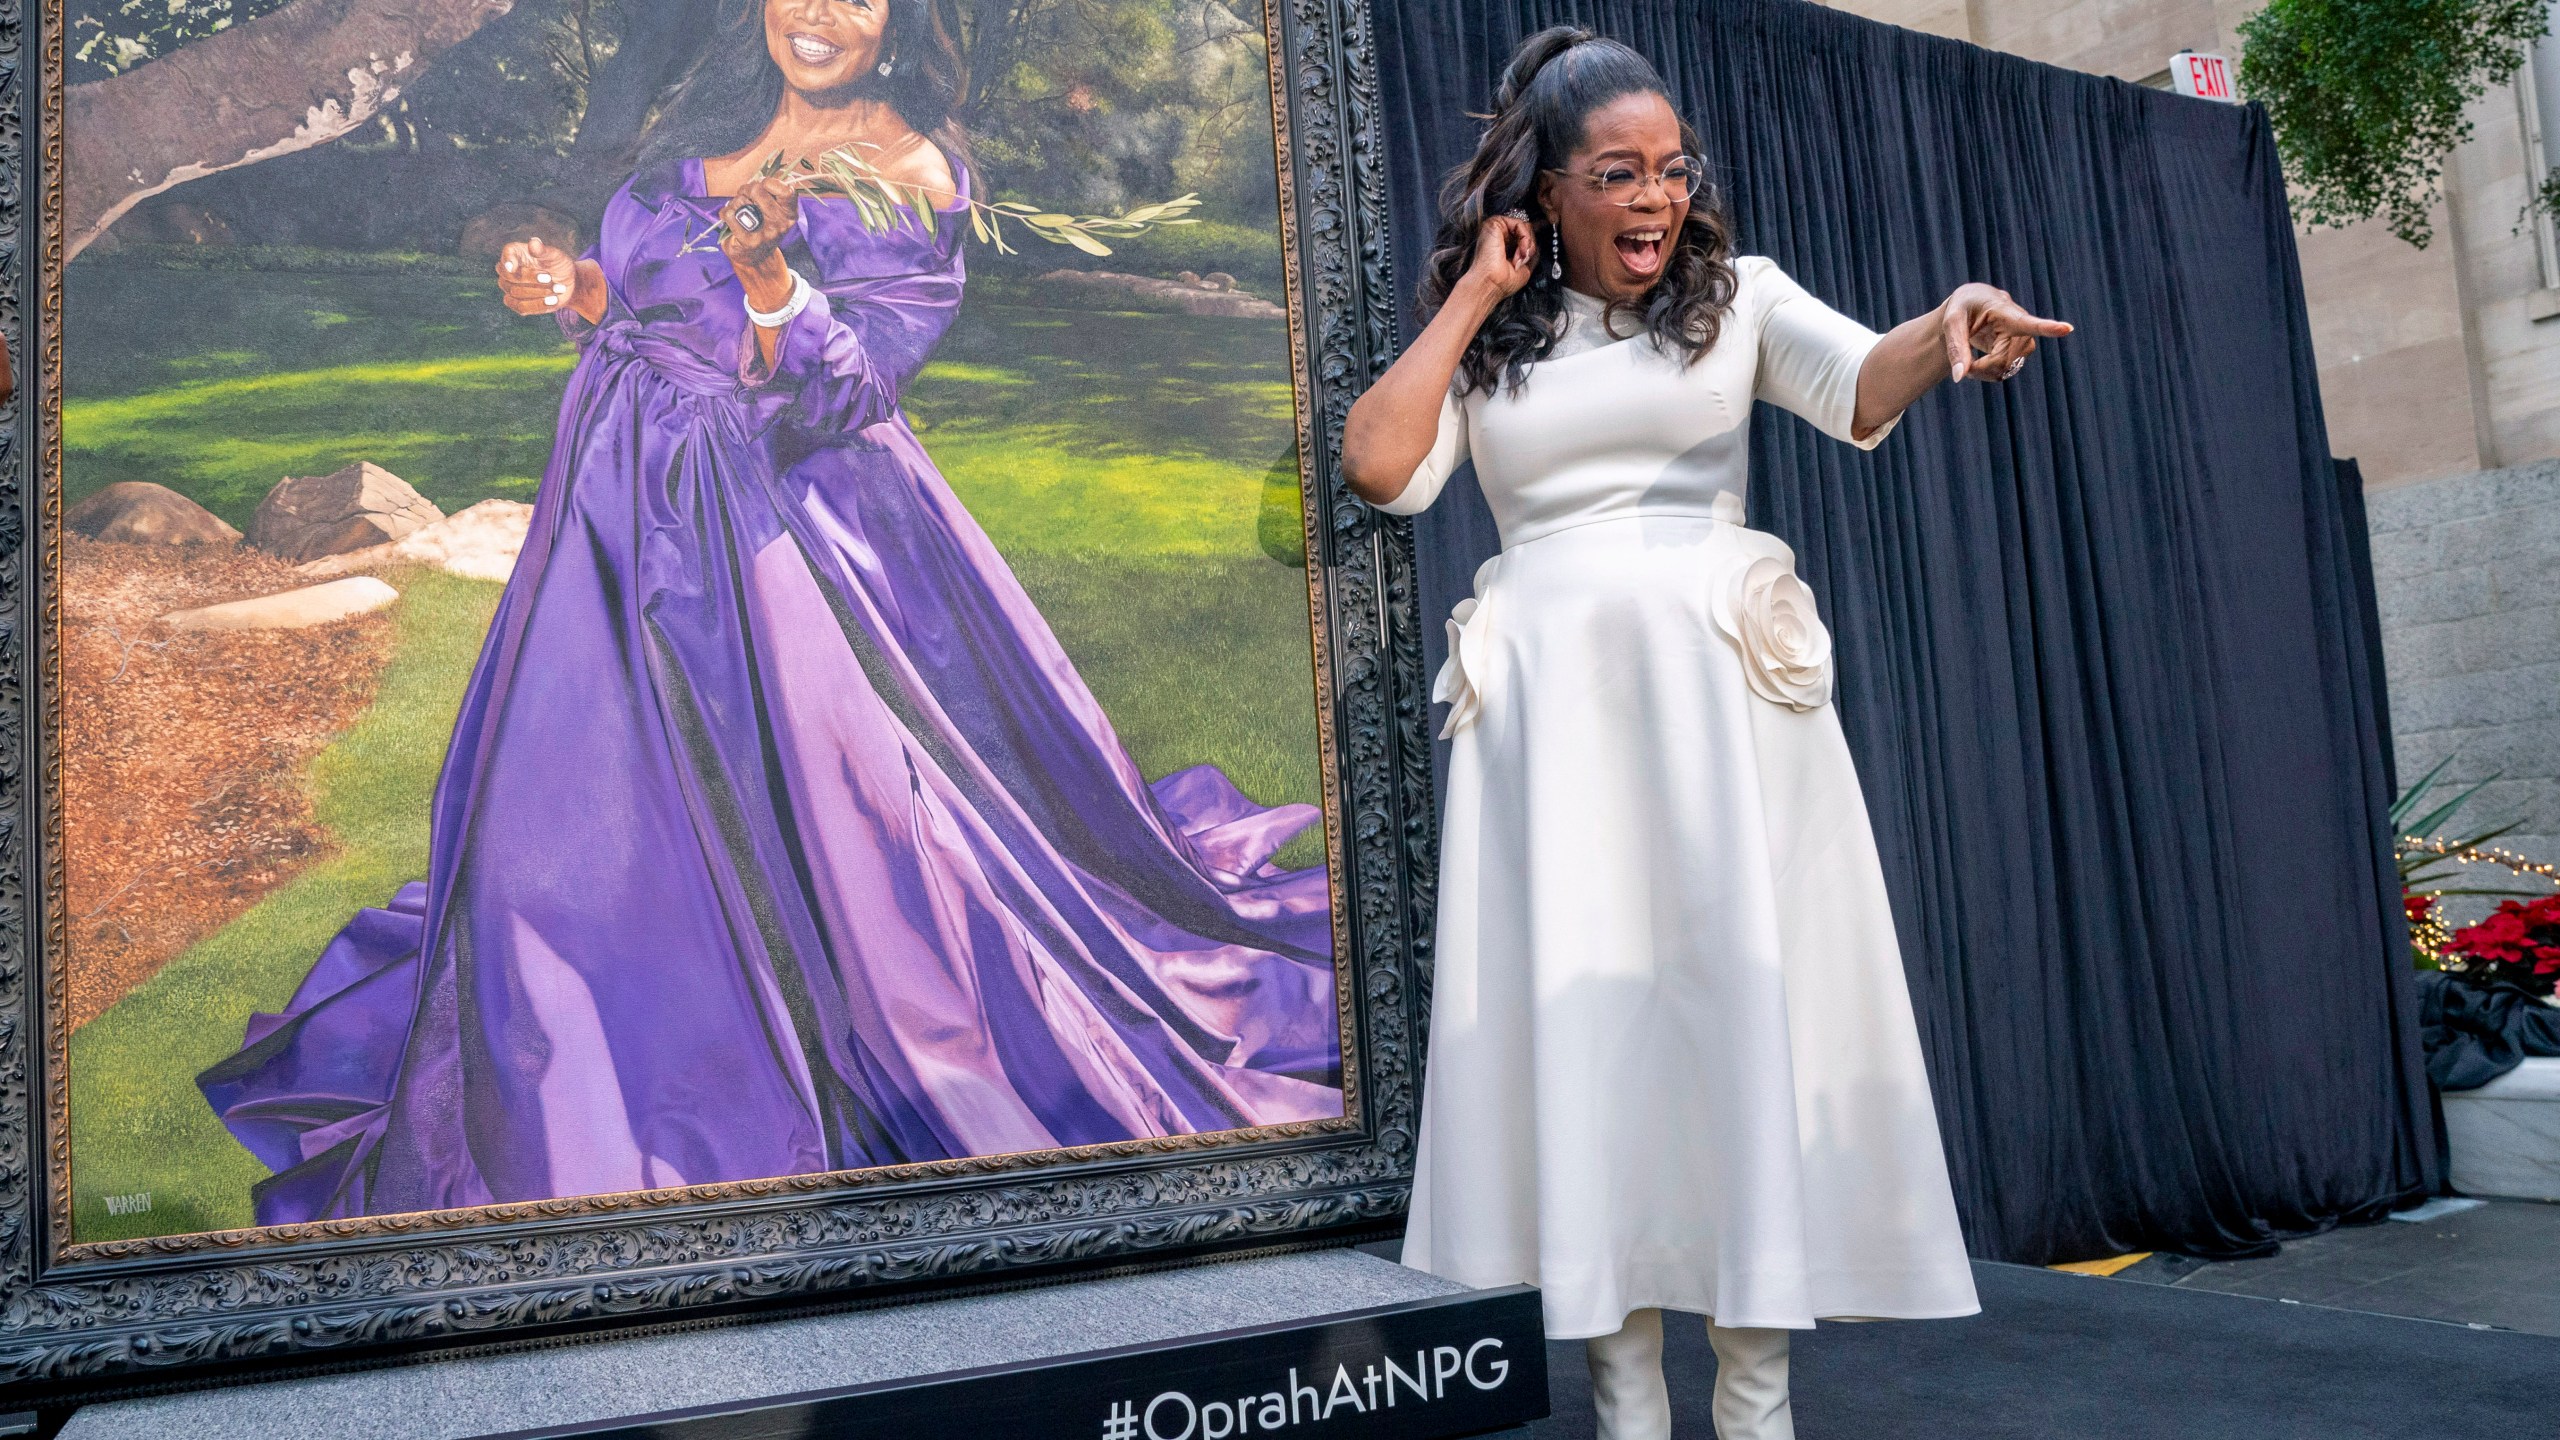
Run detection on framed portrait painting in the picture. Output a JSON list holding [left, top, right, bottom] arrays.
[[0, 0, 1428, 1396]]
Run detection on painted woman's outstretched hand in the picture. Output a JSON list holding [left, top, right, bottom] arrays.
[[1940, 283, 2072, 382], [497, 238, 603, 323]]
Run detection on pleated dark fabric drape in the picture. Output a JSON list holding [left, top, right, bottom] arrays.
[[1370, 0, 2437, 1263]]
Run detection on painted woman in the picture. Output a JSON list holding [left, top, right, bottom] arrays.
[[200, 0, 1340, 1224]]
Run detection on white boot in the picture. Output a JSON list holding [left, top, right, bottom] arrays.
[[1586, 1308, 1671, 1440], [1705, 1323, 1796, 1440]]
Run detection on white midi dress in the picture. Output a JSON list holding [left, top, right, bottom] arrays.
[[1385, 258, 1980, 1340]]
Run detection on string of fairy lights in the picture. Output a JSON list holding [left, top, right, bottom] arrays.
[[2402, 835, 2560, 887], [2400, 834, 2560, 969]]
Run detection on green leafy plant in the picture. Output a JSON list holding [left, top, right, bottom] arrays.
[[2392, 756, 2554, 967], [2238, 0, 2550, 247], [689, 143, 1201, 258]]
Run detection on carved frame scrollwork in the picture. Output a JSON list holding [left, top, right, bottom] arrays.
[[0, 0, 1431, 1397]]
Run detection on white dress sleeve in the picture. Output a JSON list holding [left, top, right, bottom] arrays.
[[1745, 257, 1900, 451], [1370, 386, 1470, 515]]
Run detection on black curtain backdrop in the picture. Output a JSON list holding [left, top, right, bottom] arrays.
[[1368, 0, 2436, 1263]]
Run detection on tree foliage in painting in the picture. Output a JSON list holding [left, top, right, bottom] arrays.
[[69, 0, 298, 79], [77, 0, 1287, 256], [955, 0, 1279, 217]]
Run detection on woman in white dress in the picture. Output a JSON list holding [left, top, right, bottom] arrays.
[[1341, 29, 2070, 1440]]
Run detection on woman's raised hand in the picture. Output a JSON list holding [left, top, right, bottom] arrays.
[[1940, 283, 2072, 383], [497, 238, 588, 317], [720, 174, 803, 275], [1467, 212, 1541, 299], [1343, 211, 1537, 504]]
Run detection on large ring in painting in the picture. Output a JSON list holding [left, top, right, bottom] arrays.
[[0, 0, 1432, 1398]]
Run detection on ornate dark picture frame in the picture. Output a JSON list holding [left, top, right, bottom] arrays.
[[0, 0, 1430, 1400]]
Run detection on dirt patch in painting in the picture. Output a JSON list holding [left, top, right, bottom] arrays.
[[62, 538, 395, 1029]]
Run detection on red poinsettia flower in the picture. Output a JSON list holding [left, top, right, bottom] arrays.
[[2452, 895, 2560, 974], [2442, 889, 2560, 997], [2453, 907, 2535, 964], [2406, 894, 2436, 924]]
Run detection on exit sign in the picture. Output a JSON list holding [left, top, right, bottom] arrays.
[[2169, 50, 2238, 102]]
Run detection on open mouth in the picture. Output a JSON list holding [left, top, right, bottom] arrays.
[[788, 33, 846, 65], [1613, 228, 1667, 278]]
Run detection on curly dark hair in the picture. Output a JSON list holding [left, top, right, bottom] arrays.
[[638, 0, 970, 170], [1422, 27, 1739, 396]]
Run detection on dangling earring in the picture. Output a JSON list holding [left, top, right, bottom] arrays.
[[1548, 227, 1562, 282], [878, 52, 897, 77]]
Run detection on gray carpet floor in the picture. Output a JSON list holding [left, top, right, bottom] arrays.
[[2119, 1198, 2560, 1337], [1517, 1260, 2551, 1439]]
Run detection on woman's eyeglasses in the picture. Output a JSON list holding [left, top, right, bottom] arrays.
[[1550, 155, 1708, 207]]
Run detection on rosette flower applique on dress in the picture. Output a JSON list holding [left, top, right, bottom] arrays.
[[1433, 556, 1506, 738], [1716, 550, 1834, 711]]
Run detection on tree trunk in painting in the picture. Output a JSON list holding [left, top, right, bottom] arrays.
[[65, 0, 518, 262], [540, 0, 722, 218]]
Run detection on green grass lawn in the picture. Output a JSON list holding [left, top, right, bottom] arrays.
[[67, 266, 578, 523], [63, 258, 1325, 1243]]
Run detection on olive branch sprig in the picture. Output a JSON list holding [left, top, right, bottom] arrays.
[[684, 142, 1202, 257]]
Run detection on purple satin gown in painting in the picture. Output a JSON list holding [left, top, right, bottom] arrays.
[[198, 157, 1341, 1225]]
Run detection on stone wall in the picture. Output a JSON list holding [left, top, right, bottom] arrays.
[[2368, 462, 2560, 870]]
